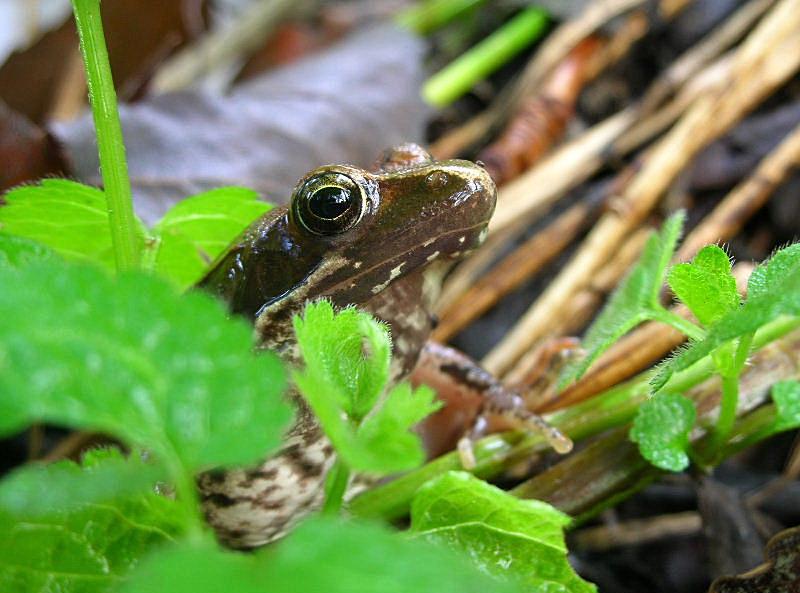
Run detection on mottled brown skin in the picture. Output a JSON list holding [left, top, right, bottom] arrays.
[[197, 145, 496, 548]]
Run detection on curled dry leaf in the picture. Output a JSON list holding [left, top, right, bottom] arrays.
[[54, 24, 427, 223], [709, 525, 800, 593]]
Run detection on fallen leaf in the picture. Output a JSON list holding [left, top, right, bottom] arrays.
[[0, 0, 206, 123], [0, 101, 66, 192], [53, 24, 428, 224]]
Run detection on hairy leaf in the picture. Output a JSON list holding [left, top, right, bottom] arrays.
[[652, 242, 800, 391], [121, 517, 521, 593], [293, 301, 438, 473], [630, 393, 696, 471], [772, 380, 800, 431], [411, 472, 595, 593], [151, 187, 271, 289], [294, 300, 390, 419], [560, 211, 685, 386], [668, 245, 739, 326], [0, 259, 292, 476]]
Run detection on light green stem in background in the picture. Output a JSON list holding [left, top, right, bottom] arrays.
[[397, 0, 486, 35], [422, 5, 549, 107], [72, 0, 140, 271]]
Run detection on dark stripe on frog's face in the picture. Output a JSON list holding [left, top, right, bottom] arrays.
[[198, 155, 496, 336]]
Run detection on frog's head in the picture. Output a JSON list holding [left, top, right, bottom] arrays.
[[199, 145, 496, 323]]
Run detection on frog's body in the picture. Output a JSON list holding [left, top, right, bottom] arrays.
[[197, 145, 497, 547]]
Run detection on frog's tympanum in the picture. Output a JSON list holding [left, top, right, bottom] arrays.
[[198, 144, 569, 548]]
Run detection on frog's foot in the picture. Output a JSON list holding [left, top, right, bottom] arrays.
[[411, 341, 573, 469]]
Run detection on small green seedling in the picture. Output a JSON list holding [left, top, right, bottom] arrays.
[[562, 213, 800, 471]]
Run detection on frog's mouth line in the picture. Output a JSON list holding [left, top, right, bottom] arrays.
[[326, 220, 490, 296]]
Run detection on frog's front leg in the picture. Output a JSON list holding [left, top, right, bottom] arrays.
[[411, 341, 573, 468]]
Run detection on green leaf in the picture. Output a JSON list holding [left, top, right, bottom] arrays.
[[0, 258, 293, 476], [772, 380, 800, 431], [0, 447, 166, 518], [668, 245, 739, 327], [121, 517, 521, 593], [150, 187, 271, 289], [560, 211, 685, 386], [0, 464, 183, 593], [652, 242, 800, 391], [0, 179, 141, 270], [293, 301, 438, 473], [410, 472, 595, 593], [0, 233, 56, 268], [294, 301, 391, 419], [630, 393, 696, 471], [748, 243, 800, 299], [356, 383, 442, 469]]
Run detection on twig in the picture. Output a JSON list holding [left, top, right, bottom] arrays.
[[482, 0, 800, 376], [151, 0, 306, 92], [505, 227, 652, 393], [676, 121, 800, 261], [433, 199, 598, 342], [429, 0, 691, 159], [511, 328, 800, 521], [571, 511, 702, 551]]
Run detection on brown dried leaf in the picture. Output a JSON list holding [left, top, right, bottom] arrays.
[[54, 24, 427, 224], [0, 100, 66, 192], [709, 526, 800, 593], [0, 0, 206, 123]]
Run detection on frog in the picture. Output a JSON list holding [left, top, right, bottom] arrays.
[[197, 144, 570, 549]]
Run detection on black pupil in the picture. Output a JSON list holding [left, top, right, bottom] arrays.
[[308, 186, 352, 220]]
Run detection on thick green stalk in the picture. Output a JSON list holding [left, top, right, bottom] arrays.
[[72, 0, 140, 271], [397, 0, 486, 35], [422, 6, 549, 107]]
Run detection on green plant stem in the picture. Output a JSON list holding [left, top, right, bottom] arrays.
[[651, 307, 705, 341], [165, 457, 207, 543], [397, 0, 485, 35], [350, 316, 800, 521], [422, 6, 549, 107], [710, 333, 754, 452], [323, 460, 351, 515], [71, 0, 140, 271]]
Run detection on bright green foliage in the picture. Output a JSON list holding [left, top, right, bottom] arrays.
[[772, 380, 800, 431], [293, 301, 441, 473], [0, 258, 292, 476], [411, 472, 595, 593], [0, 448, 166, 518], [121, 517, 520, 593], [294, 300, 391, 420], [668, 245, 739, 326], [560, 211, 686, 386], [652, 242, 800, 391], [630, 393, 696, 471], [0, 180, 129, 269], [0, 232, 57, 268], [0, 457, 184, 593], [0, 180, 270, 289], [150, 187, 271, 288]]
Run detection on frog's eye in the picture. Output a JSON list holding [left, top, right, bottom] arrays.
[[293, 173, 364, 235]]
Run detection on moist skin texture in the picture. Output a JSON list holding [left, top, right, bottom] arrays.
[[197, 144, 496, 548]]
